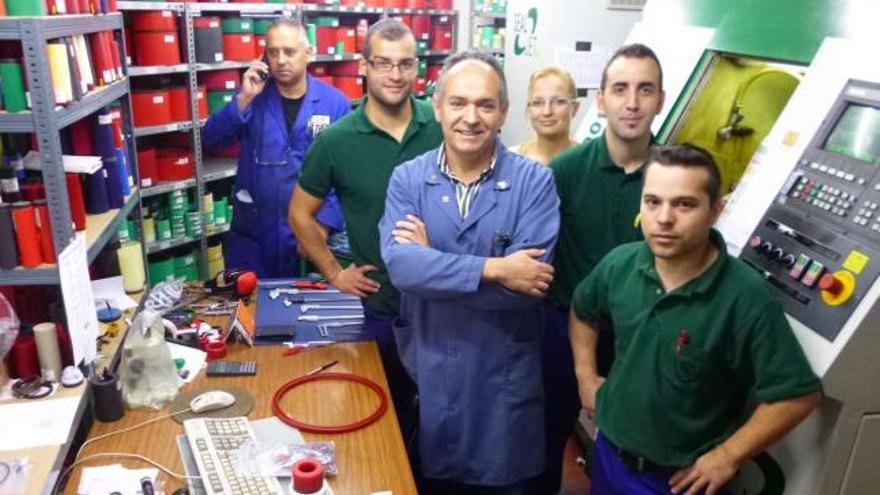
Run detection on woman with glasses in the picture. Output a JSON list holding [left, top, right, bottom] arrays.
[[512, 67, 580, 164]]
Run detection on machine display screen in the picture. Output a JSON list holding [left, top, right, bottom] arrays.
[[824, 103, 880, 163]]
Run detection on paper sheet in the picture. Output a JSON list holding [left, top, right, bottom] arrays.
[[0, 396, 80, 451], [59, 234, 100, 365], [167, 342, 207, 384], [23, 151, 103, 174], [77, 464, 158, 495], [91, 276, 138, 311]]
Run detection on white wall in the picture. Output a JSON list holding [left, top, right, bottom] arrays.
[[499, 0, 642, 145]]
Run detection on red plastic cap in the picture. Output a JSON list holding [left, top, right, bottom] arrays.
[[236, 271, 258, 297], [292, 458, 324, 494]]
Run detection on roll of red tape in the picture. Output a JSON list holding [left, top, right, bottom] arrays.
[[137, 147, 158, 188], [65, 173, 87, 231], [133, 31, 181, 66], [132, 89, 173, 127], [168, 86, 189, 122], [292, 459, 324, 494], [205, 341, 227, 361], [12, 201, 42, 268], [10, 335, 41, 379], [222, 33, 256, 62], [201, 69, 241, 91], [132, 10, 178, 32]]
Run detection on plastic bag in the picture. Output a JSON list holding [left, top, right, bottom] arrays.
[[235, 440, 337, 478], [120, 309, 179, 409], [0, 294, 20, 359]]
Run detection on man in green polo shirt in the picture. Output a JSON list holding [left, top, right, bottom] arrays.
[[289, 19, 442, 436], [571, 144, 822, 495], [535, 43, 666, 494]]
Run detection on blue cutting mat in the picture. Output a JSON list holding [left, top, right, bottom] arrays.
[[254, 279, 370, 344]]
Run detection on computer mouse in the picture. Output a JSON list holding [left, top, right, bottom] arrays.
[[189, 390, 236, 413]]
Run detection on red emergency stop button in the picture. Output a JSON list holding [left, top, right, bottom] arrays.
[[818, 273, 843, 296], [819, 270, 856, 306]]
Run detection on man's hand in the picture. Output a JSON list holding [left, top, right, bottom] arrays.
[[237, 59, 269, 111], [577, 374, 605, 418], [483, 248, 554, 297], [331, 263, 381, 298], [669, 445, 740, 495], [392, 214, 429, 247]]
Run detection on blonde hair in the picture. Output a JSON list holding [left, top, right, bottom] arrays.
[[527, 66, 577, 101]]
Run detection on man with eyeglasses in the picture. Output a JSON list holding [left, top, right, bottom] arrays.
[[380, 50, 559, 495], [290, 18, 442, 442], [203, 19, 350, 278], [531, 43, 667, 494]]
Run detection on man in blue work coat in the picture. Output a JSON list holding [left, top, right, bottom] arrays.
[[203, 19, 350, 278], [380, 50, 560, 494]]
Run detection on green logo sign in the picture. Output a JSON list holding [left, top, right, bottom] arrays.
[[513, 7, 538, 57]]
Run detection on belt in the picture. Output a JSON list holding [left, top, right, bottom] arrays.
[[606, 437, 681, 477]]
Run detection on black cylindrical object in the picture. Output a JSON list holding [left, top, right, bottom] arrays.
[[90, 369, 125, 422], [83, 167, 110, 214], [0, 203, 19, 269], [103, 157, 124, 209], [194, 20, 224, 64]]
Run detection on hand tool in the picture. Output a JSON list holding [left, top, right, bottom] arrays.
[[298, 314, 364, 322]]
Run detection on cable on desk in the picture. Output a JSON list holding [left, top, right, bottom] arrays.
[[271, 371, 388, 434], [0, 461, 10, 485], [52, 453, 201, 495], [11, 375, 53, 399], [76, 407, 192, 459]]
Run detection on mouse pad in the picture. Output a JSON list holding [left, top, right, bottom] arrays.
[[170, 385, 255, 424]]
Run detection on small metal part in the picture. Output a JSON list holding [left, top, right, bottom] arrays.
[[298, 314, 364, 322], [301, 304, 362, 313]]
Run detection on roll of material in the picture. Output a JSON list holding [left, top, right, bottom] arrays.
[[133, 31, 181, 66], [47, 41, 74, 105], [207, 90, 235, 115], [83, 167, 110, 214], [103, 157, 125, 209], [143, 215, 156, 244], [9, 336, 40, 379], [92, 108, 117, 159], [221, 17, 253, 34], [155, 217, 171, 241], [65, 173, 88, 231], [195, 85, 208, 120], [0, 59, 28, 112], [0, 203, 19, 269], [292, 459, 325, 494], [115, 148, 131, 196], [149, 255, 175, 286], [194, 20, 224, 64], [132, 89, 172, 127], [0, 166, 21, 203], [132, 10, 177, 32], [34, 200, 56, 264], [20, 182, 45, 202], [327, 60, 359, 77], [70, 117, 95, 156], [315, 26, 337, 55], [174, 252, 198, 282], [253, 19, 272, 35], [34, 322, 63, 382], [335, 27, 355, 55], [12, 201, 41, 268], [222, 34, 256, 62], [430, 24, 453, 50], [137, 147, 158, 188], [156, 148, 195, 181], [213, 197, 228, 226], [168, 86, 189, 122], [117, 241, 145, 293], [201, 69, 240, 91], [6, 0, 46, 16], [90, 369, 124, 422], [332, 76, 363, 100], [412, 15, 430, 40], [94, 241, 121, 278], [110, 107, 125, 148]]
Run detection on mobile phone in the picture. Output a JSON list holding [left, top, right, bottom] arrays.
[[259, 51, 269, 81]]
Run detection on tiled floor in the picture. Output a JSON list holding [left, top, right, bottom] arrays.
[[559, 436, 591, 495]]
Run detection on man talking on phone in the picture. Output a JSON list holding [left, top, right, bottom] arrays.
[[204, 19, 351, 278]]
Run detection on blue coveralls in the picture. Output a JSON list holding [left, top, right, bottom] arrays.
[[380, 143, 561, 486], [203, 75, 350, 278]]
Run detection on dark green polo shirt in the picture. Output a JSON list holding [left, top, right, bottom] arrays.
[[299, 96, 443, 314], [573, 230, 821, 467], [549, 135, 645, 308]]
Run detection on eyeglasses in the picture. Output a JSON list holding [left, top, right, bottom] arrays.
[[367, 57, 418, 73], [527, 97, 573, 110]]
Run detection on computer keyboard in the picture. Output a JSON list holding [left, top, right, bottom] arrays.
[[183, 416, 284, 495]]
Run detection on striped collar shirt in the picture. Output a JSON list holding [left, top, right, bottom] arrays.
[[436, 144, 498, 218]]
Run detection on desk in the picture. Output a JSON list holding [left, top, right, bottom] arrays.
[[67, 342, 417, 495]]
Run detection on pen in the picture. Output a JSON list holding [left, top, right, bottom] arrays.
[[676, 329, 689, 355], [306, 360, 339, 376]]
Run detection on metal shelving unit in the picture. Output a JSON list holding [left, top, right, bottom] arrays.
[[469, 1, 506, 61], [117, 2, 458, 281], [0, 14, 142, 287]]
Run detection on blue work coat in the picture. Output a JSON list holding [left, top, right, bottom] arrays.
[[203, 75, 349, 278], [380, 142, 561, 485]]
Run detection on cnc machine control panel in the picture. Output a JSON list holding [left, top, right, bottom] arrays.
[[741, 80, 880, 341]]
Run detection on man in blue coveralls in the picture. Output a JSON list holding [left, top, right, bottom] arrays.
[[203, 19, 350, 278], [380, 50, 560, 494]]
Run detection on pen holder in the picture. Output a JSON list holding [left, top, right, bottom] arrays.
[[90, 369, 124, 422]]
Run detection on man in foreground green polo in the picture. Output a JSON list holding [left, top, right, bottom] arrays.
[[535, 43, 665, 494], [289, 19, 442, 438], [571, 144, 822, 495]]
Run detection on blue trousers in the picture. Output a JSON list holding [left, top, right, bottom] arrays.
[[592, 433, 728, 495]]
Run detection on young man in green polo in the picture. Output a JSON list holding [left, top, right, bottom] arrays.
[[571, 144, 822, 495], [536, 43, 665, 494], [289, 19, 442, 438]]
